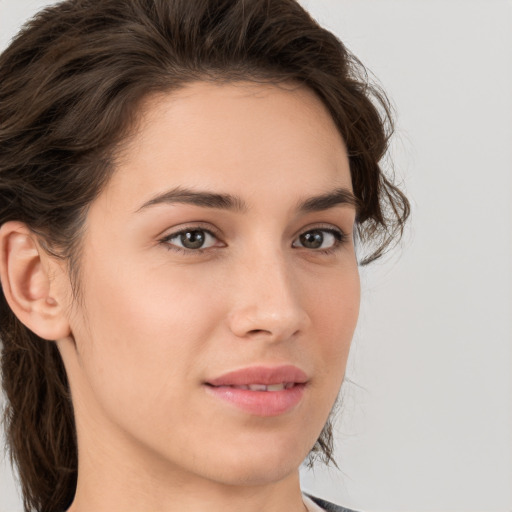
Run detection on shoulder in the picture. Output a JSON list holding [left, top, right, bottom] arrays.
[[305, 493, 361, 512]]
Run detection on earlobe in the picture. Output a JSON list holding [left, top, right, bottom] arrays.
[[0, 221, 71, 341]]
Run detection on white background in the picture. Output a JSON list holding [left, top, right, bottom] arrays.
[[1, 1, 511, 511]]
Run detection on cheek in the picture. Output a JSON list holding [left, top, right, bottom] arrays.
[[309, 265, 360, 342], [69, 260, 225, 412], [306, 265, 360, 391]]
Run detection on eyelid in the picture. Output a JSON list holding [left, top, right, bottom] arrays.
[[157, 222, 350, 255], [294, 223, 347, 239], [292, 224, 349, 252], [158, 221, 222, 239], [158, 223, 225, 253]]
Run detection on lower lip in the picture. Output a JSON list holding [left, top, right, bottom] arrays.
[[204, 384, 306, 417]]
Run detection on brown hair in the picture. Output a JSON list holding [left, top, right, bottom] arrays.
[[0, 1, 409, 511]]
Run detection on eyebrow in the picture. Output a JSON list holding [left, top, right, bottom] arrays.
[[296, 187, 359, 213], [136, 187, 247, 213], [135, 186, 358, 214]]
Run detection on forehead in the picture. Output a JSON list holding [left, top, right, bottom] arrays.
[[105, 81, 351, 212]]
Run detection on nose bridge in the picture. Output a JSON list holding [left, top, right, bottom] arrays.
[[227, 244, 309, 341]]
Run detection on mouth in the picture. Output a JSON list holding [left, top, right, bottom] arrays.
[[206, 364, 308, 387], [204, 365, 308, 416], [209, 382, 297, 392]]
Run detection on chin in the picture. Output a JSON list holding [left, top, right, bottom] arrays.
[[209, 457, 301, 487], [195, 433, 312, 487]]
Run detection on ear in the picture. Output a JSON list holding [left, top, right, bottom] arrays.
[[0, 221, 71, 341]]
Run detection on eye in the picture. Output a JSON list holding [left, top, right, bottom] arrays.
[[292, 228, 344, 250], [162, 228, 219, 251]]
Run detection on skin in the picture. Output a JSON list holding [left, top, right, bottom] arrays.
[[0, 81, 360, 512]]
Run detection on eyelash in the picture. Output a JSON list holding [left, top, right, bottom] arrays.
[[158, 225, 348, 256], [158, 225, 221, 256], [296, 227, 348, 255]]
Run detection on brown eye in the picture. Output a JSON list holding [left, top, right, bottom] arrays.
[[300, 231, 323, 248], [180, 230, 206, 249], [292, 229, 342, 250], [165, 229, 217, 250]]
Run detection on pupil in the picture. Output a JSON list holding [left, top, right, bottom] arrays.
[[180, 230, 205, 249], [300, 231, 323, 249]]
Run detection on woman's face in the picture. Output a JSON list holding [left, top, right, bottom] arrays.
[[58, 81, 360, 488]]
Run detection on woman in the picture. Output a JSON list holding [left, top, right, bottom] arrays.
[[0, 1, 409, 511]]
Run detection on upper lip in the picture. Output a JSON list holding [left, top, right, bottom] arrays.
[[206, 365, 309, 387]]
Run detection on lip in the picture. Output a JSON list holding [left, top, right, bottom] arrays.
[[207, 365, 308, 387], [204, 365, 308, 417]]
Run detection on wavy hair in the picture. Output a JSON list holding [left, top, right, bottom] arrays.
[[0, 1, 409, 510]]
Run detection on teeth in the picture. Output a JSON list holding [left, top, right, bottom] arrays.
[[231, 383, 290, 391], [248, 384, 268, 391], [221, 383, 296, 391], [266, 383, 285, 391]]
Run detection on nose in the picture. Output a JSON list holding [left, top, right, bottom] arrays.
[[226, 250, 310, 342]]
